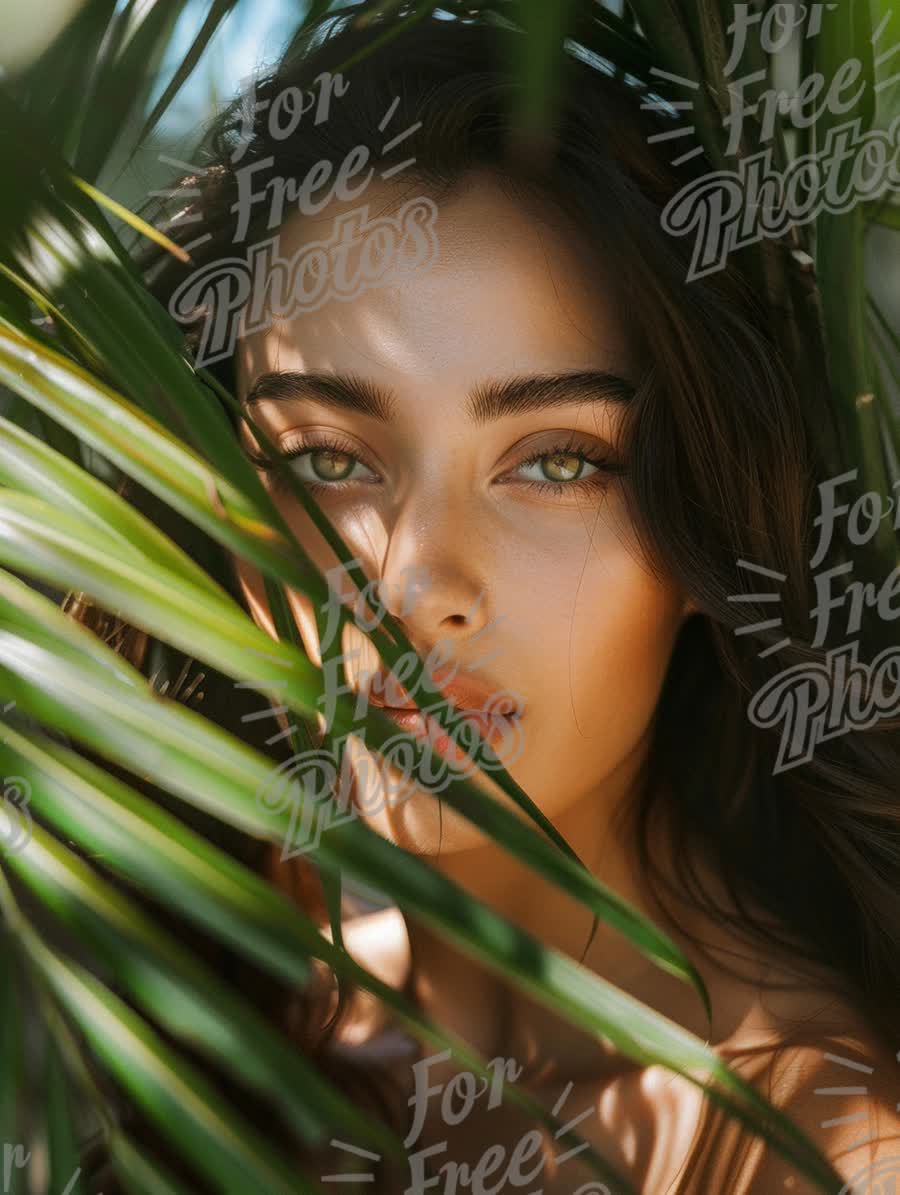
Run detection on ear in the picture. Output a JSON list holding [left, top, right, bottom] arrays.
[[681, 594, 700, 620]]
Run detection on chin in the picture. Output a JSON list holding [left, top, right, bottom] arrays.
[[342, 732, 518, 854], [357, 786, 485, 855]]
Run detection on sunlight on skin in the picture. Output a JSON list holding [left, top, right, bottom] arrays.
[[226, 169, 772, 1096], [232, 169, 695, 859], [227, 170, 899, 1193]]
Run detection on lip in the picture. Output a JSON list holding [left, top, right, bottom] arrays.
[[363, 671, 523, 719], [379, 705, 518, 765], [361, 665, 523, 764]]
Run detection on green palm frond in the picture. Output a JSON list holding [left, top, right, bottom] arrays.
[[1, 2, 897, 1193]]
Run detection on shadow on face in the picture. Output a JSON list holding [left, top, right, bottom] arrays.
[[230, 171, 696, 855]]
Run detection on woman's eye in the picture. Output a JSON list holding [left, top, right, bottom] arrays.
[[515, 451, 599, 485], [281, 445, 378, 487], [243, 430, 380, 491], [253, 435, 621, 499]]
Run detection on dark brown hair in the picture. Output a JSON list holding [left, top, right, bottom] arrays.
[[67, 5, 900, 1189]]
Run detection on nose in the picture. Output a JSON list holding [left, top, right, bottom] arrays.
[[383, 564, 489, 644], [377, 513, 492, 651]]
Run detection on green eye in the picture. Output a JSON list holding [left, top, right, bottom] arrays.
[[308, 448, 356, 481], [515, 450, 600, 486], [282, 440, 379, 488], [540, 452, 589, 482]]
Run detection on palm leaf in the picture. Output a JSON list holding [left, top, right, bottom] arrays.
[[2, 2, 897, 1193], [0, 623, 846, 1191]]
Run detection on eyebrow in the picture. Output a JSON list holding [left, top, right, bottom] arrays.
[[243, 368, 635, 426]]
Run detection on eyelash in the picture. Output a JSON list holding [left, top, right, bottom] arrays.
[[245, 432, 378, 496], [247, 432, 626, 498], [508, 441, 626, 496]]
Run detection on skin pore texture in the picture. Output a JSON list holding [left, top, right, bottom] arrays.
[[230, 174, 899, 1192]]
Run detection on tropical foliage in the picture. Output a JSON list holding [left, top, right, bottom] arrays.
[[0, 1, 897, 1192]]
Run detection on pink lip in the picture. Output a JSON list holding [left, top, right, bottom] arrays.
[[365, 666, 522, 720], [357, 658, 523, 767], [379, 704, 519, 766]]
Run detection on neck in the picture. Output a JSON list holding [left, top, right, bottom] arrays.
[[402, 762, 763, 1080]]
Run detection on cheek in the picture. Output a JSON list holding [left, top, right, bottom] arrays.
[[569, 563, 683, 733], [508, 522, 684, 762]]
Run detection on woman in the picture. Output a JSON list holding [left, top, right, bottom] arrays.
[[111, 6, 900, 1192]]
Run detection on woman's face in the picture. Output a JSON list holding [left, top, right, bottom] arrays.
[[233, 171, 695, 854]]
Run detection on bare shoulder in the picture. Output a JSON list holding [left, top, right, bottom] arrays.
[[314, 906, 412, 1047], [613, 1025, 900, 1195], [521, 1014, 899, 1195], [320, 904, 412, 985], [736, 1031, 900, 1195]]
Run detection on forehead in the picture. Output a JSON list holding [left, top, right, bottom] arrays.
[[235, 172, 634, 403]]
